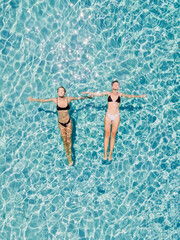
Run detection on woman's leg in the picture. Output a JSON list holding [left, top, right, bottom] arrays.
[[104, 114, 112, 160], [66, 121, 73, 165], [58, 123, 69, 162], [109, 116, 120, 161]]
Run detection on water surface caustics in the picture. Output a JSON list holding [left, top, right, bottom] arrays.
[[0, 0, 179, 239]]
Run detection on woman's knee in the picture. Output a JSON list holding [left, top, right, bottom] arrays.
[[67, 138, 72, 145], [105, 131, 110, 138], [111, 131, 117, 138], [61, 135, 67, 143]]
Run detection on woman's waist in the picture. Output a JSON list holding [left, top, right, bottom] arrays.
[[58, 113, 70, 122], [106, 110, 119, 116]]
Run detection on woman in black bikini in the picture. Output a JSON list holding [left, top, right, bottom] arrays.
[[83, 80, 146, 162], [28, 86, 90, 166]]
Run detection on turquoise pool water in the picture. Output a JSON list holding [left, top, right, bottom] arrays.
[[0, 0, 179, 239]]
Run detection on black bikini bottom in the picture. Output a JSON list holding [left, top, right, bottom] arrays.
[[59, 118, 71, 127]]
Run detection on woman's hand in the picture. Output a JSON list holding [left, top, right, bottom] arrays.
[[81, 92, 93, 97], [141, 94, 146, 98], [81, 91, 108, 97], [28, 97, 33, 101]]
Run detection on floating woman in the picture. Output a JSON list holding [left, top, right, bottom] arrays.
[[28, 86, 91, 166], [82, 80, 146, 162]]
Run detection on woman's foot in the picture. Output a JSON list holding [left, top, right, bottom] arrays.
[[108, 154, 112, 161], [103, 155, 107, 160], [69, 160, 74, 166], [68, 155, 74, 166]]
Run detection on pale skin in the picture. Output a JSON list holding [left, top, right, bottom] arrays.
[[82, 81, 146, 161], [28, 87, 91, 166]]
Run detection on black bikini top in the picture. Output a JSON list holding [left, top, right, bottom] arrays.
[[108, 95, 121, 103], [57, 98, 70, 111]]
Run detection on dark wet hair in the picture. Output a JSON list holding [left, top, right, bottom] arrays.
[[111, 80, 119, 86], [57, 86, 66, 93]]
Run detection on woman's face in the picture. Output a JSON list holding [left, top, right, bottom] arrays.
[[58, 88, 65, 97], [112, 82, 119, 91]]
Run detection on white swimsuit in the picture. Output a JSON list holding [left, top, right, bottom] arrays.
[[107, 112, 119, 121]]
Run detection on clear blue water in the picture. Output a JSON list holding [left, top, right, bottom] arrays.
[[0, 0, 179, 239]]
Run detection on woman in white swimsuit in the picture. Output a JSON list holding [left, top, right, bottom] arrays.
[[82, 80, 146, 162]]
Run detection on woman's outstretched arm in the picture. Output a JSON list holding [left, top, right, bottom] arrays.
[[28, 97, 57, 103], [119, 93, 146, 98], [68, 96, 93, 102], [81, 91, 110, 97]]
